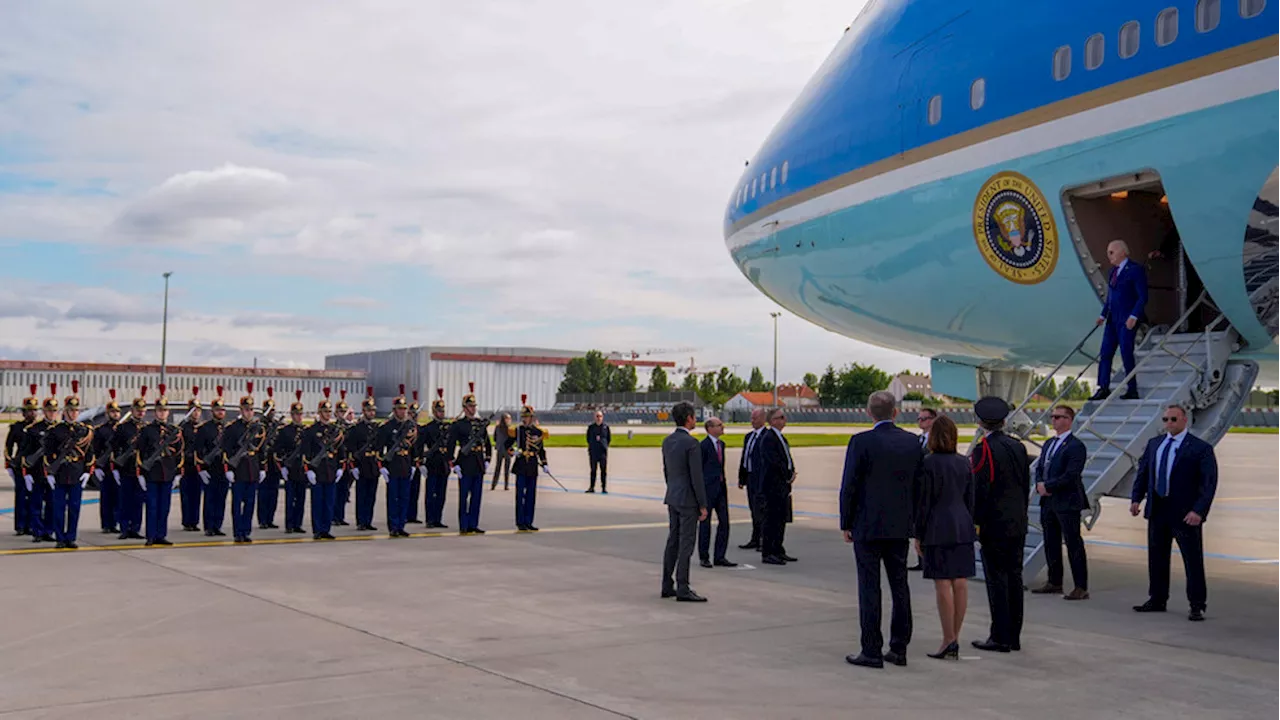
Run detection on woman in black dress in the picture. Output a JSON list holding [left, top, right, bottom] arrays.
[[915, 415, 976, 660]]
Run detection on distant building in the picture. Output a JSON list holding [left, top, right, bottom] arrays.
[[887, 373, 934, 402], [723, 384, 820, 410], [325, 346, 674, 413]]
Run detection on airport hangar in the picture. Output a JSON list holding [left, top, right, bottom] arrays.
[[324, 346, 675, 414]]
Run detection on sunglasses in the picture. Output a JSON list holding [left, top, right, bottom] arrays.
[[1162, 416, 1180, 422], [1051, 414, 1070, 420]]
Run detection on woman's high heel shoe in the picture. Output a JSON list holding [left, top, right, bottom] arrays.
[[927, 641, 960, 660]]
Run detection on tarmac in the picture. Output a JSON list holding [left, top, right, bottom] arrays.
[[0, 435, 1275, 719]]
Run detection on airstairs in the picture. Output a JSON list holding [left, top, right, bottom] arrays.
[[977, 291, 1259, 582]]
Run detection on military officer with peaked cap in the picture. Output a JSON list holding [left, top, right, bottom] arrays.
[[4, 384, 40, 536], [970, 397, 1031, 654], [511, 397, 549, 532]]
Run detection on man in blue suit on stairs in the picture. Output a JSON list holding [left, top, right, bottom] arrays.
[[1093, 240, 1148, 401]]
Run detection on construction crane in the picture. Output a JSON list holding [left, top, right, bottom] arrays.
[[611, 347, 702, 361]]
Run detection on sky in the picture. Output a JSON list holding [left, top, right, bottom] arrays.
[[0, 0, 927, 384]]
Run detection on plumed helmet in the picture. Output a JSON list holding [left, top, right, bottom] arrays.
[[154, 383, 168, 409], [132, 385, 148, 411], [409, 390, 420, 414], [187, 386, 201, 409], [210, 385, 226, 410], [462, 381, 477, 407], [262, 386, 276, 410], [393, 384, 407, 409], [318, 386, 333, 412], [431, 387, 446, 413], [43, 382, 60, 411], [362, 385, 377, 411], [290, 389, 305, 414], [239, 381, 255, 408], [104, 388, 119, 412], [64, 380, 81, 410], [336, 388, 350, 413], [520, 393, 533, 418]]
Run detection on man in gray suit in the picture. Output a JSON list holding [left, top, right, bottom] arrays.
[[662, 401, 709, 602]]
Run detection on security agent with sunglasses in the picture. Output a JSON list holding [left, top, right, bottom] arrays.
[[1031, 405, 1090, 600], [1130, 404, 1218, 622]]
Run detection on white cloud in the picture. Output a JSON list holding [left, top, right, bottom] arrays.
[[110, 164, 292, 243]]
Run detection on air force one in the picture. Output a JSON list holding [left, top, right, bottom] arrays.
[[726, 0, 1277, 575], [727, 0, 1276, 391]]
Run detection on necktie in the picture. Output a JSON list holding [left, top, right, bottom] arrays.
[[744, 432, 757, 470], [715, 440, 723, 466], [1041, 437, 1057, 481], [919, 433, 927, 449], [1156, 437, 1172, 497], [1110, 266, 1119, 287]]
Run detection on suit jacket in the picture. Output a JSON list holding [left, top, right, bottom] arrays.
[[838, 423, 924, 541], [971, 431, 1031, 539], [700, 435, 727, 506], [916, 452, 976, 547], [737, 427, 764, 489], [662, 428, 707, 510], [1130, 432, 1218, 521], [586, 423, 611, 458], [1037, 433, 1087, 512], [1101, 261, 1148, 324], [758, 428, 794, 499]]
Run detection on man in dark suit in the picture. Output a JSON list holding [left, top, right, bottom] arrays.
[[737, 409, 766, 550], [661, 402, 709, 602], [585, 411, 611, 493], [1093, 239, 1148, 400], [698, 417, 736, 568], [840, 391, 924, 669], [1130, 404, 1218, 621], [758, 408, 796, 566], [970, 397, 1031, 653], [1031, 405, 1090, 599]]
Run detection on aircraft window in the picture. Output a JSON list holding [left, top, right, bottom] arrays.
[[751, 178, 757, 198], [970, 78, 986, 110], [781, 161, 789, 184], [1196, 0, 1221, 30], [1053, 46, 1072, 80], [1119, 21, 1140, 58], [1156, 8, 1179, 45], [770, 167, 777, 189], [760, 173, 767, 193], [1240, 0, 1265, 18], [1085, 34, 1105, 69], [927, 94, 942, 125]]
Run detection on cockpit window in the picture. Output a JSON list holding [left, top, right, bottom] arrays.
[[1119, 21, 1140, 59], [927, 95, 942, 126], [1156, 8, 1179, 45], [1240, 0, 1265, 19], [970, 78, 986, 110], [1085, 34, 1105, 70], [1196, 0, 1221, 31], [1053, 46, 1071, 80]]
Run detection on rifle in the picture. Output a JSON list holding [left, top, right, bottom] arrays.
[[45, 423, 93, 477], [199, 422, 227, 467], [379, 420, 417, 463], [457, 413, 496, 457], [304, 422, 345, 467], [108, 417, 141, 466], [225, 419, 265, 469], [140, 423, 182, 473]]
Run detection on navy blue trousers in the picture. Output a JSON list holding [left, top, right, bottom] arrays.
[[257, 472, 280, 526], [179, 470, 201, 528], [231, 482, 257, 538], [146, 481, 173, 541], [118, 473, 144, 534], [27, 477, 51, 538], [97, 470, 119, 530], [407, 469, 422, 521], [334, 471, 352, 523], [355, 473, 379, 527], [515, 474, 538, 528], [311, 483, 336, 536], [1097, 318, 1138, 392], [204, 478, 229, 533], [386, 476, 410, 533], [52, 483, 83, 544], [13, 471, 30, 533], [284, 480, 307, 530], [425, 471, 448, 525], [457, 474, 484, 531]]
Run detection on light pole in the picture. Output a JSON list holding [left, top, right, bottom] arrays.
[[770, 311, 781, 407], [160, 272, 173, 389]]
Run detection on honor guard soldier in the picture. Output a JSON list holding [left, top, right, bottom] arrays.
[[970, 397, 1031, 654], [449, 382, 492, 535], [347, 386, 383, 531], [136, 384, 183, 546], [512, 397, 549, 532], [333, 389, 354, 526], [19, 384, 60, 542], [376, 387, 418, 537], [111, 387, 148, 540], [194, 386, 229, 537], [276, 391, 309, 533], [221, 382, 266, 544], [418, 389, 453, 528], [91, 389, 122, 534], [406, 390, 424, 524], [257, 387, 283, 530], [44, 381, 95, 549], [178, 387, 204, 531], [5, 384, 40, 536], [302, 387, 344, 539]]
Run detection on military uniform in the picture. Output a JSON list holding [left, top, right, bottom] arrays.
[[303, 388, 343, 539], [136, 385, 183, 545], [970, 397, 1032, 653], [346, 387, 383, 531], [376, 391, 418, 537], [178, 388, 204, 531], [511, 399, 548, 532], [333, 390, 353, 526], [448, 383, 492, 534], [276, 391, 309, 533], [4, 385, 38, 535], [112, 389, 148, 540], [194, 386, 229, 537], [20, 385, 61, 542], [221, 383, 265, 543], [92, 390, 121, 533], [406, 392, 423, 523], [44, 383, 94, 548], [256, 388, 283, 530], [419, 389, 453, 528]]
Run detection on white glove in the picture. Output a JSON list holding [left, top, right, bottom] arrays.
[[137, 475, 146, 491], [417, 465, 427, 478], [111, 469, 120, 483], [259, 470, 266, 482], [24, 474, 33, 491], [94, 468, 104, 482], [380, 467, 390, 482], [80, 473, 90, 488], [47, 476, 55, 489], [281, 467, 290, 481], [199, 470, 210, 485], [225, 471, 235, 482], [542, 465, 551, 474], [306, 470, 317, 485], [351, 468, 360, 481], [453, 465, 462, 479]]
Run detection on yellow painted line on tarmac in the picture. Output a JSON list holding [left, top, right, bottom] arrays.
[[0, 517, 773, 556]]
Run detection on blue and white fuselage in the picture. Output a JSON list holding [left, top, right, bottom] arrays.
[[725, 0, 1277, 395]]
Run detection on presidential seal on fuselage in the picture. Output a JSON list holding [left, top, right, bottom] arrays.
[[973, 170, 1059, 285]]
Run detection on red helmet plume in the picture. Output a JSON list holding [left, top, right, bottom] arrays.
[[412, 390, 419, 402], [71, 380, 80, 394], [468, 381, 475, 393], [398, 383, 405, 396], [521, 393, 527, 404], [29, 383, 37, 397], [50, 382, 57, 396], [158, 383, 167, 396], [323, 387, 331, 398], [108, 388, 117, 400], [295, 389, 303, 401], [246, 381, 254, 395], [216, 385, 224, 397], [140, 385, 148, 397], [436, 388, 444, 399], [340, 389, 347, 400], [191, 386, 199, 397], [366, 385, 374, 398]]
